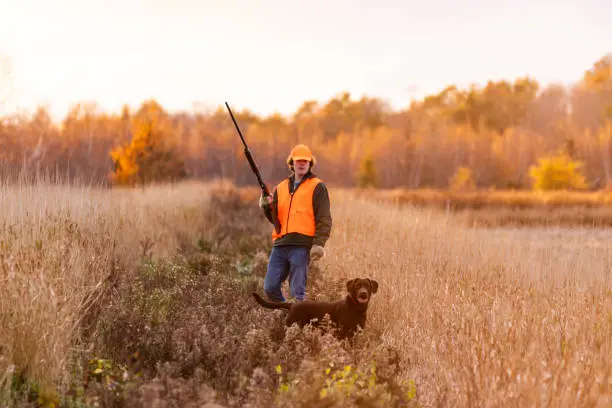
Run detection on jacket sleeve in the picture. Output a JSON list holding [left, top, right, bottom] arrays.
[[312, 182, 332, 247], [261, 188, 278, 225]]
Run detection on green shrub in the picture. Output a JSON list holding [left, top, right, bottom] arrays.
[[357, 155, 378, 188], [274, 358, 418, 408]]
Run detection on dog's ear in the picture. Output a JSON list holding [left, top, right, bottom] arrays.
[[368, 279, 378, 294], [346, 278, 356, 293]]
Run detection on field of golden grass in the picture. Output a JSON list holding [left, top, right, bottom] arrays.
[[327, 189, 611, 406], [0, 180, 610, 407], [360, 187, 612, 227], [0, 179, 217, 401], [371, 187, 612, 209]]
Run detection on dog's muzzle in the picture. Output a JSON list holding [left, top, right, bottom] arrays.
[[357, 290, 370, 303]]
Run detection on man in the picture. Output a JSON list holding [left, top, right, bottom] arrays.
[[258, 144, 332, 302]]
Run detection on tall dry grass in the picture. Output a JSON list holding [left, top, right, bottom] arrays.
[[0, 177, 220, 389], [355, 187, 612, 228], [373, 188, 612, 209], [1, 178, 610, 407], [321, 189, 612, 406]]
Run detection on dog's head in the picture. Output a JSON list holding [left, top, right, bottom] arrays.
[[346, 278, 379, 304]]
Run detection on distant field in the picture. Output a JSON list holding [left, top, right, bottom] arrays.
[[350, 187, 612, 227], [364, 188, 612, 209]]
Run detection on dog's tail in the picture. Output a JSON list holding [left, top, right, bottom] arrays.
[[252, 292, 292, 310]]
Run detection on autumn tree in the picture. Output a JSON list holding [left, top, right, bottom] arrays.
[[525, 84, 569, 143], [357, 154, 378, 188], [597, 121, 612, 188], [528, 151, 588, 191], [449, 166, 476, 191], [3, 53, 612, 190], [571, 54, 612, 132], [421, 78, 540, 134], [109, 100, 186, 186]]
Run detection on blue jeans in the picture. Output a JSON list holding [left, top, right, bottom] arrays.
[[264, 246, 310, 302]]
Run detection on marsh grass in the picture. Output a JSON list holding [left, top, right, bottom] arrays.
[[322, 189, 612, 407], [0, 180, 610, 407], [372, 188, 612, 209], [363, 187, 612, 227], [0, 177, 216, 392]]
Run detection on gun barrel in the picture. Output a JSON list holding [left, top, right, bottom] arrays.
[[224, 101, 270, 195], [225, 101, 281, 233], [225, 101, 247, 147]]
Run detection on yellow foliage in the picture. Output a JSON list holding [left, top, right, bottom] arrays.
[[109, 100, 186, 186], [109, 145, 139, 186], [357, 154, 378, 188], [449, 166, 476, 191], [275, 360, 418, 407], [528, 153, 589, 191]]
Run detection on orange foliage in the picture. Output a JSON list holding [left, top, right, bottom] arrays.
[[1, 54, 611, 190]]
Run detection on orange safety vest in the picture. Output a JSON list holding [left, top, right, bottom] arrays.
[[272, 176, 322, 241]]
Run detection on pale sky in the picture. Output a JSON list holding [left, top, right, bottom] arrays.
[[1, 0, 611, 122]]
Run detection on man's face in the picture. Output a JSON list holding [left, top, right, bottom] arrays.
[[294, 159, 310, 176]]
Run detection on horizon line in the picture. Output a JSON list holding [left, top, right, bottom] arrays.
[[0, 74, 588, 124]]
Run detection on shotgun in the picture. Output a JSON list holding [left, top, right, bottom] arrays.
[[225, 101, 281, 234]]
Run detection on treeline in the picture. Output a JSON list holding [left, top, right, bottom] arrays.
[[1, 54, 611, 190]]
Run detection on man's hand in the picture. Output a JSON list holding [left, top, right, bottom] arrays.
[[259, 194, 273, 209], [310, 245, 325, 262]]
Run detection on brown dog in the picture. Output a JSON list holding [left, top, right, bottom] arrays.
[[252, 278, 379, 339]]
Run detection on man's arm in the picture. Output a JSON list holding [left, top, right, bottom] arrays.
[[260, 188, 277, 225], [312, 182, 332, 247]]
